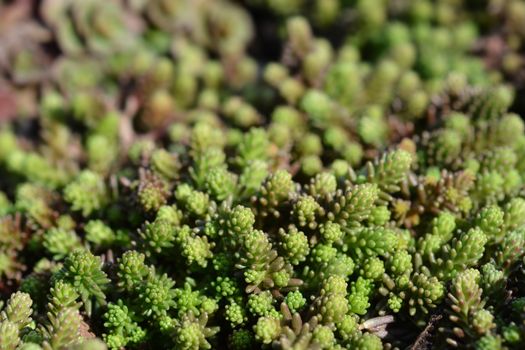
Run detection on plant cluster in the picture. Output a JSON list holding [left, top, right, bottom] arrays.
[[1, 0, 525, 349]]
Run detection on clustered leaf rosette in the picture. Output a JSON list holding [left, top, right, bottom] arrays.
[[40, 0, 139, 56], [1, 0, 525, 349]]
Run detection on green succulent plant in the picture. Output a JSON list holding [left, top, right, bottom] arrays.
[[1, 0, 525, 349]]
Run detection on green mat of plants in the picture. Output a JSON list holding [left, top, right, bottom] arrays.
[[1, 0, 525, 349]]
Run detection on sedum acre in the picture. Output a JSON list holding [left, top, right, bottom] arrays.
[[0, 0, 525, 349]]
